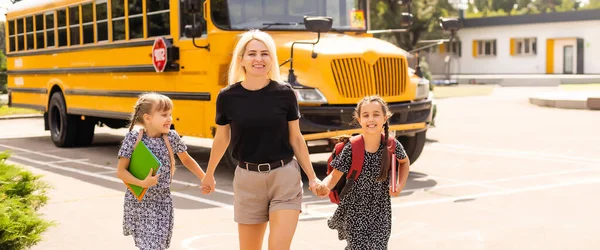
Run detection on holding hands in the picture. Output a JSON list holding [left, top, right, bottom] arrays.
[[200, 174, 216, 195], [308, 177, 329, 198]]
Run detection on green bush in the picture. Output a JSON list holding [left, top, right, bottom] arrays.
[[0, 151, 54, 250]]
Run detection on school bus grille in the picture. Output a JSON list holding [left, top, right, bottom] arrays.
[[331, 57, 406, 98]]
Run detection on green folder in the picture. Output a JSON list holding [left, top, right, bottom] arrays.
[[124, 141, 162, 201]]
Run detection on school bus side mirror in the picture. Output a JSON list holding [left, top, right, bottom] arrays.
[[400, 13, 413, 27], [303, 16, 333, 33], [184, 23, 204, 38], [184, 0, 203, 13], [440, 17, 460, 32]]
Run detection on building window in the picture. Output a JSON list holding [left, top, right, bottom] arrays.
[[513, 38, 536, 56], [475, 39, 496, 57]]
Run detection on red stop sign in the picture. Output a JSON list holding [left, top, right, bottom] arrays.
[[152, 37, 168, 72]]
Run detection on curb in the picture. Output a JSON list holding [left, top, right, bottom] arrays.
[[0, 114, 44, 120], [529, 96, 600, 110]]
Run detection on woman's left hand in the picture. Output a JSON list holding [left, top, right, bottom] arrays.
[[308, 177, 326, 197]]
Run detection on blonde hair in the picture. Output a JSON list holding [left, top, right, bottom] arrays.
[[228, 29, 282, 85], [128, 92, 174, 131]]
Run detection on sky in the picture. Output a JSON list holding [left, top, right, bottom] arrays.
[[0, 0, 13, 21]]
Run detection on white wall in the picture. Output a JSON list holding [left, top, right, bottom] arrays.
[[455, 20, 600, 74]]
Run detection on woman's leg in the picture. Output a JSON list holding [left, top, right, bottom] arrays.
[[267, 209, 300, 250], [238, 222, 268, 250]]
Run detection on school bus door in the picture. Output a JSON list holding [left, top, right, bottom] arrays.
[[172, 1, 212, 138]]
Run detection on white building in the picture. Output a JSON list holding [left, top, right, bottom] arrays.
[[424, 9, 600, 85]]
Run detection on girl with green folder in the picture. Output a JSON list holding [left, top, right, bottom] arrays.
[[116, 93, 208, 250]]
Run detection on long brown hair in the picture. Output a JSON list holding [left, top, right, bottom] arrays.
[[353, 95, 393, 182], [128, 92, 173, 131]]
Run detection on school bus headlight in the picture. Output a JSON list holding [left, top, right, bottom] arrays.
[[294, 88, 328, 104], [414, 78, 430, 100]]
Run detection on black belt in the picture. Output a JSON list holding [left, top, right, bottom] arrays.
[[239, 158, 293, 173]]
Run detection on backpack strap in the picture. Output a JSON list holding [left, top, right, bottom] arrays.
[[327, 141, 347, 175], [347, 135, 365, 181], [135, 128, 144, 146], [162, 133, 175, 183]]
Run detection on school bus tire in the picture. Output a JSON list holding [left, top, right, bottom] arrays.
[[75, 119, 96, 147], [48, 92, 78, 147], [396, 130, 427, 165]]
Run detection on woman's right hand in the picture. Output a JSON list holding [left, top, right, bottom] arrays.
[[201, 174, 216, 195], [141, 168, 160, 188]]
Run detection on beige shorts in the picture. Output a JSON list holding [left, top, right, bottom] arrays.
[[233, 159, 304, 224]]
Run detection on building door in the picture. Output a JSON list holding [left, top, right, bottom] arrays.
[[563, 45, 574, 74]]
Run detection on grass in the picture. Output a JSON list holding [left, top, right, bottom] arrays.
[[432, 84, 496, 99], [0, 105, 42, 117]]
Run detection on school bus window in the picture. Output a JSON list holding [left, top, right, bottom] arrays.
[[148, 0, 170, 37], [26, 16, 34, 50], [210, 0, 230, 29], [57, 9, 68, 47], [111, 0, 125, 41], [128, 0, 143, 39], [96, 0, 108, 42], [180, 0, 205, 38], [8, 20, 16, 52], [35, 14, 44, 49], [69, 6, 81, 46], [17, 18, 24, 51], [82, 3, 94, 44], [46, 12, 56, 47]]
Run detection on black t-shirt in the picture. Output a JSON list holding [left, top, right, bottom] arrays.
[[215, 80, 301, 163]]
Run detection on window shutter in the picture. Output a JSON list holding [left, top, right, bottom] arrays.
[[472, 40, 477, 57], [510, 38, 515, 56]]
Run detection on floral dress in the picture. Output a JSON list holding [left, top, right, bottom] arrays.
[[327, 138, 407, 250], [117, 129, 187, 250]]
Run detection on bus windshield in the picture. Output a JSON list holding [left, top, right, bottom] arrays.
[[211, 0, 367, 31]]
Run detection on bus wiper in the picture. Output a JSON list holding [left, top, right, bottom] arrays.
[[262, 22, 303, 30]]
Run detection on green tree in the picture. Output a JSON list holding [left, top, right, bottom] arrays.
[[492, 0, 518, 15], [369, 0, 457, 51]]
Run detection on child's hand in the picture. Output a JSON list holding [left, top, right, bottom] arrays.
[[200, 174, 216, 195], [389, 181, 404, 197], [141, 168, 160, 188], [200, 185, 211, 195], [316, 183, 330, 197]]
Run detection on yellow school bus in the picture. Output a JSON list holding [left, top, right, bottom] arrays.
[[6, 0, 444, 168]]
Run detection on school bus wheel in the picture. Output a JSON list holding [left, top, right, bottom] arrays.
[[396, 130, 427, 165], [74, 118, 96, 147], [48, 92, 78, 147]]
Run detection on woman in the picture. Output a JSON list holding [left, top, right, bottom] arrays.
[[201, 29, 324, 250]]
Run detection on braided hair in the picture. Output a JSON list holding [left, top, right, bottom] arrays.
[[353, 95, 393, 182], [128, 92, 174, 131]]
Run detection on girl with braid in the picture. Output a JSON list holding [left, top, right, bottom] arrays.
[[318, 95, 411, 250], [116, 92, 208, 250]]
